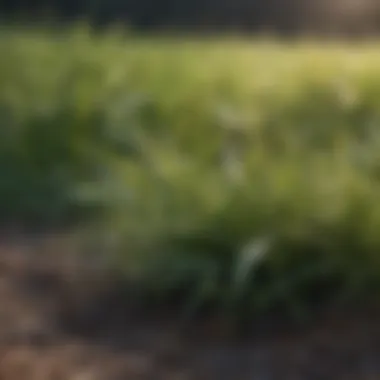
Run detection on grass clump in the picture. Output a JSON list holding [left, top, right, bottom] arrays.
[[3, 27, 380, 320]]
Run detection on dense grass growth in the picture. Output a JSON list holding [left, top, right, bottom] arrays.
[[3, 27, 380, 320]]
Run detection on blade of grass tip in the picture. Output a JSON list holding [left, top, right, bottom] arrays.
[[221, 236, 273, 323], [232, 236, 273, 293]]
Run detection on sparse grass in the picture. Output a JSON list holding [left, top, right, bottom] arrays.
[[3, 26, 380, 321]]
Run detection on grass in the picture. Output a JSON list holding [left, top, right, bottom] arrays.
[[3, 26, 380, 322]]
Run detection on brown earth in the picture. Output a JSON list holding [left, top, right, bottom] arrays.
[[0, 232, 380, 380]]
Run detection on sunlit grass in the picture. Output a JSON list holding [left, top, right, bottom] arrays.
[[3, 27, 380, 319]]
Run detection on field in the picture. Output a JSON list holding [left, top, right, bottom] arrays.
[[3, 27, 380, 323]]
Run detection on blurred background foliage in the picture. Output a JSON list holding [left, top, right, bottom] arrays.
[[3, 31, 380, 320], [1, 0, 380, 37]]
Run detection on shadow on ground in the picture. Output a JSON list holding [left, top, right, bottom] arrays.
[[0, 233, 380, 380]]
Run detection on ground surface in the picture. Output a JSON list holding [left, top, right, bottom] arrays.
[[0, 233, 380, 380]]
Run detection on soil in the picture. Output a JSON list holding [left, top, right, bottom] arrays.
[[0, 232, 380, 380]]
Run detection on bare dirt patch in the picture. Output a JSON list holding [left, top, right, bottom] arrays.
[[0, 233, 380, 380]]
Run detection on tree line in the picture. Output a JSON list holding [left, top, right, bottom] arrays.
[[1, 0, 380, 36]]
